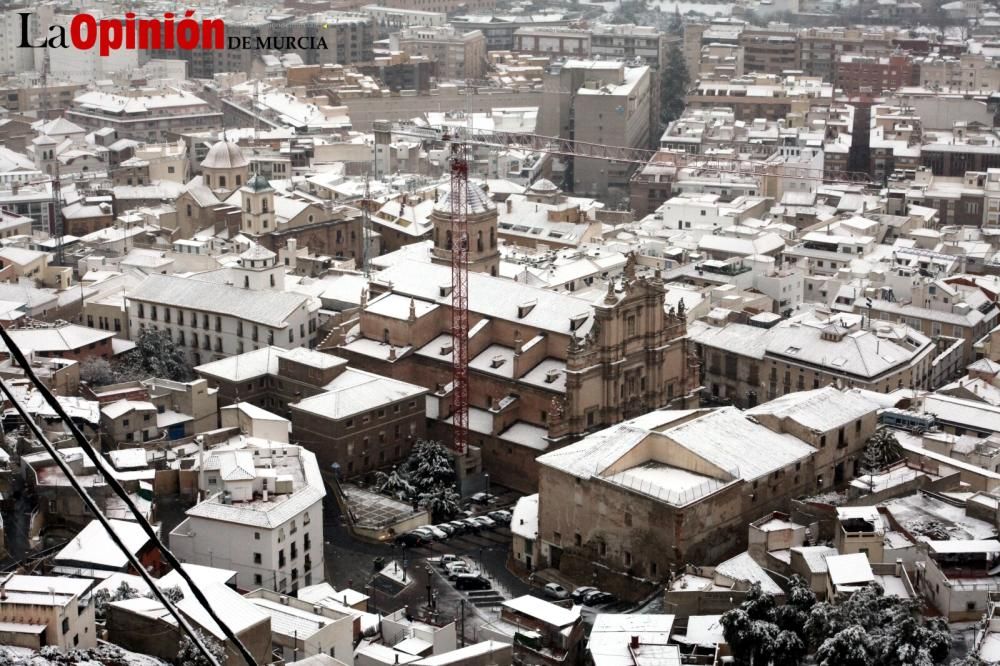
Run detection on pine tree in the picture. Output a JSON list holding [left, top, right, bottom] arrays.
[[405, 439, 456, 493], [660, 43, 690, 129]]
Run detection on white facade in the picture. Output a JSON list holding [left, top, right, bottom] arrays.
[[127, 273, 319, 365], [170, 438, 326, 595], [0, 13, 36, 76], [0, 574, 96, 650]]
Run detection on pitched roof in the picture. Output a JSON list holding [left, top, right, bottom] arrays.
[[128, 274, 312, 328], [290, 368, 427, 420]]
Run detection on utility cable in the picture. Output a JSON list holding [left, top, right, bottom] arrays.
[[0, 325, 256, 666]]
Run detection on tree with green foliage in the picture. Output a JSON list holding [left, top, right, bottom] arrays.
[[177, 629, 227, 666], [404, 439, 457, 493], [374, 466, 416, 500], [724, 579, 950, 666], [861, 427, 905, 474], [114, 328, 194, 382], [79, 357, 117, 386], [420, 484, 462, 521], [610, 0, 647, 24], [660, 42, 690, 129]]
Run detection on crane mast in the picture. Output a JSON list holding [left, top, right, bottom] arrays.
[[448, 137, 470, 456]]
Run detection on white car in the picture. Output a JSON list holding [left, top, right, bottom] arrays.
[[544, 583, 569, 600], [425, 525, 449, 540]]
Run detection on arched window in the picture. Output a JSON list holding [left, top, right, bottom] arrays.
[[244, 276, 250, 288]]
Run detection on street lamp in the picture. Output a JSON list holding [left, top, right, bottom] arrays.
[[485, 472, 490, 497]]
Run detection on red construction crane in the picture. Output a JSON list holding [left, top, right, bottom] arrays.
[[417, 125, 879, 457], [447, 136, 470, 456]]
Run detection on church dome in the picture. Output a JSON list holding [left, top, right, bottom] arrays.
[[529, 178, 558, 193], [240, 243, 277, 262], [244, 173, 273, 192], [202, 141, 249, 170], [434, 180, 495, 215]]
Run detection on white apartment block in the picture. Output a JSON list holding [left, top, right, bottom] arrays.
[[170, 437, 326, 594], [126, 261, 320, 366], [0, 574, 96, 651], [67, 91, 223, 143], [0, 12, 36, 76]]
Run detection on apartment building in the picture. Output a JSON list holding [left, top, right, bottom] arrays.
[[685, 75, 833, 122], [513, 27, 591, 58], [0, 575, 95, 650], [738, 28, 800, 75], [67, 91, 223, 143], [170, 438, 325, 594], [916, 53, 1000, 93], [590, 24, 670, 69], [834, 54, 917, 95], [540, 60, 651, 197], [798, 27, 898, 80], [391, 26, 487, 80]]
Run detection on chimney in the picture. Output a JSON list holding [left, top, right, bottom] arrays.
[[630, 635, 639, 650], [505, 199, 512, 214]]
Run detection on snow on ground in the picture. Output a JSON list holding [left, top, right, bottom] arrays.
[[380, 561, 413, 586]]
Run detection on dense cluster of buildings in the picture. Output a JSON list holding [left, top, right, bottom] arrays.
[[7, 0, 1000, 663]]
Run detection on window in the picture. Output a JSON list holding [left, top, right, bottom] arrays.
[[62, 618, 69, 634], [574, 533, 582, 546], [624, 512, 632, 527], [254, 531, 260, 540], [254, 552, 262, 564], [254, 574, 263, 585]]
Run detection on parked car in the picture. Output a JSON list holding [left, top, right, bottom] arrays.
[[455, 574, 492, 591], [395, 532, 427, 547], [583, 590, 617, 606], [488, 510, 511, 525], [473, 516, 497, 529], [459, 518, 482, 532], [448, 520, 470, 535], [435, 523, 456, 537], [410, 527, 437, 541], [425, 525, 449, 540], [570, 586, 598, 603], [437, 554, 461, 569], [446, 565, 473, 580], [544, 583, 570, 600], [471, 492, 497, 505]]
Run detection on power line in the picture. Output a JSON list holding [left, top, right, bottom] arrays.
[[0, 378, 220, 666], [0, 325, 257, 666]]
